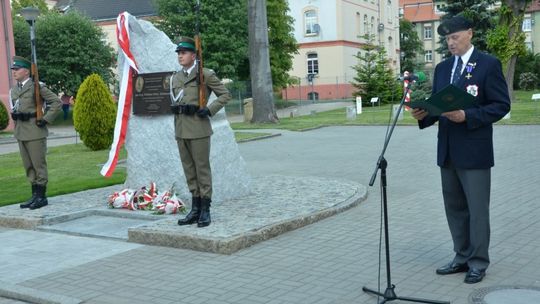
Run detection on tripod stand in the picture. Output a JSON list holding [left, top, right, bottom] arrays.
[[362, 83, 450, 304]]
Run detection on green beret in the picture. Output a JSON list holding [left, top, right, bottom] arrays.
[[11, 56, 31, 70], [437, 16, 473, 36], [175, 37, 196, 53]]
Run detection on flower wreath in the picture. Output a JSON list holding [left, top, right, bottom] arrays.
[[107, 182, 186, 215]]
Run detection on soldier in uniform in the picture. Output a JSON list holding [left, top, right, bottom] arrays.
[[171, 37, 231, 227], [10, 56, 61, 209]]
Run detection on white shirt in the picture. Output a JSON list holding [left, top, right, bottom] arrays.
[[182, 62, 196, 76], [451, 45, 474, 82]]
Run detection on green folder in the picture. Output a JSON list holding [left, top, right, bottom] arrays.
[[407, 84, 476, 116]]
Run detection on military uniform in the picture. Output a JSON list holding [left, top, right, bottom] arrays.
[[172, 37, 231, 227], [10, 56, 61, 209]]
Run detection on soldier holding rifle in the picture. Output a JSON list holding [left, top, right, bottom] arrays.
[[171, 37, 231, 227], [10, 56, 61, 209]]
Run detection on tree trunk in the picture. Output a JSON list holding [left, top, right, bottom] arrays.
[[503, 0, 530, 99], [247, 0, 278, 123]]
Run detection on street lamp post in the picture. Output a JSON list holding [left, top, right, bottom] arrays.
[[20, 7, 43, 120], [20, 7, 39, 64]]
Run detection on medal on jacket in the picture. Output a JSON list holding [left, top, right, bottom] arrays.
[[465, 62, 476, 80], [169, 73, 184, 102]]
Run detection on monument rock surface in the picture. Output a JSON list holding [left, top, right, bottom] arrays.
[[120, 15, 251, 202]]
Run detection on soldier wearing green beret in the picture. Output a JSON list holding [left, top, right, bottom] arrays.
[[171, 37, 231, 227], [10, 56, 61, 209]]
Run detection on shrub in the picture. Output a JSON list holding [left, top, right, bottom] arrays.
[[518, 72, 538, 91], [73, 73, 116, 150], [0, 100, 9, 131]]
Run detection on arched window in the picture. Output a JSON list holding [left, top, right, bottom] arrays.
[[364, 15, 369, 34], [304, 10, 318, 35], [371, 16, 375, 34], [307, 53, 319, 75]]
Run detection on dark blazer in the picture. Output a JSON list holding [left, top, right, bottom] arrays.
[[419, 48, 510, 169]]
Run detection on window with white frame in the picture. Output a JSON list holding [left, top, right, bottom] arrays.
[[364, 15, 369, 34], [425, 50, 433, 62], [424, 26, 432, 39], [387, 1, 392, 23], [307, 53, 319, 75], [304, 10, 318, 35], [371, 16, 375, 34], [523, 18, 532, 32], [356, 12, 361, 37]]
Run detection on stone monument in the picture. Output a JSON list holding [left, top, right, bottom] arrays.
[[120, 16, 251, 202]]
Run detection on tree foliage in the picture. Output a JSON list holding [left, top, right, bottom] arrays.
[[514, 50, 540, 89], [487, 0, 531, 94], [399, 19, 424, 73], [12, 11, 115, 96], [10, 0, 49, 16], [154, 0, 297, 89], [0, 101, 9, 131], [155, 0, 249, 79], [436, 0, 496, 56], [73, 74, 116, 151], [267, 0, 298, 89], [351, 35, 402, 105]]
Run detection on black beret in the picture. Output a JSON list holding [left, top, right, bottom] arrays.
[[437, 16, 473, 36]]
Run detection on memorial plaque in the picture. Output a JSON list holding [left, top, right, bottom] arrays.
[[132, 72, 174, 115]]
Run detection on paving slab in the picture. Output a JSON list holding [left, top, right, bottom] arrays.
[[38, 215, 155, 240], [0, 175, 367, 254], [0, 125, 538, 304]]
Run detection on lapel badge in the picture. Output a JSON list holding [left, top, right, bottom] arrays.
[[466, 84, 479, 97]]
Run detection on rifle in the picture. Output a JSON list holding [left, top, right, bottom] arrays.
[[31, 62, 44, 120], [195, 0, 206, 109]]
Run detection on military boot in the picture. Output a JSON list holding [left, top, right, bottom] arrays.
[[197, 197, 211, 227], [178, 196, 201, 225], [29, 184, 48, 210], [20, 184, 38, 208]]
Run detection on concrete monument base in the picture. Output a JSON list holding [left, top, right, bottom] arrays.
[[0, 175, 367, 254]]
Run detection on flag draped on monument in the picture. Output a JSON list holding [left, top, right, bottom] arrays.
[[101, 12, 139, 177]]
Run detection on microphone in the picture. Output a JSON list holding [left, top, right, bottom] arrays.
[[397, 71, 426, 83]]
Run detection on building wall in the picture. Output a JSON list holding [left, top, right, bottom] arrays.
[[524, 11, 540, 53], [1, 0, 15, 130], [285, 0, 400, 100]]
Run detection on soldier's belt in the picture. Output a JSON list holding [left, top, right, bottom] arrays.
[[11, 112, 37, 121], [171, 104, 198, 115]]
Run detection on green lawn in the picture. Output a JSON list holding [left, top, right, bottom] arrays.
[[0, 131, 272, 206], [1, 90, 538, 206], [232, 90, 540, 131], [0, 144, 126, 206]]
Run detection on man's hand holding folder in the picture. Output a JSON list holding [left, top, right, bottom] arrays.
[[407, 84, 476, 117]]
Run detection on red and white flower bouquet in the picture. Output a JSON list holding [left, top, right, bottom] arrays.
[[107, 182, 185, 215]]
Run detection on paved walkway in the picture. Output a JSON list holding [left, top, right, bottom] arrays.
[[1, 122, 540, 303]]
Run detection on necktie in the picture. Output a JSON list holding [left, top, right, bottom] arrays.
[[17, 82, 22, 90], [183, 70, 189, 77], [452, 57, 463, 84]]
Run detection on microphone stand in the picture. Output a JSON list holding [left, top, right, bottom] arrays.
[[362, 83, 450, 304]]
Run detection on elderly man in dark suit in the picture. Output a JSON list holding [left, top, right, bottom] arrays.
[[10, 56, 61, 209], [411, 16, 510, 284]]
